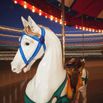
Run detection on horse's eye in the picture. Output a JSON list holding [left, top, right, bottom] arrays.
[[25, 42, 30, 46]]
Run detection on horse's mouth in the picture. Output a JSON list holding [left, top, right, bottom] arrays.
[[11, 63, 27, 74], [11, 59, 36, 73], [11, 68, 22, 74]]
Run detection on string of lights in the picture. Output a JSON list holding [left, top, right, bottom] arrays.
[[75, 25, 103, 33], [13, 0, 66, 25], [13, 0, 103, 33]]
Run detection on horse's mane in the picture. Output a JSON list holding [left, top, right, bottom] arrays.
[[38, 25, 54, 33], [38, 25, 50, 30]]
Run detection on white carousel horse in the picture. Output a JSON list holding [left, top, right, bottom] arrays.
[[11, 16, 71, 103]]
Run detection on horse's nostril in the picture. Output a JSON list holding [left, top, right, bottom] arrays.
[[13, 68, 16, 71]]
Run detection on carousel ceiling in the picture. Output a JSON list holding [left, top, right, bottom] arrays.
[[13, 0, 103, 30], [0, 0, 103, 56]]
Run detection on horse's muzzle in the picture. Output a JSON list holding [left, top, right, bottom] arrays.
[[11, 61, 22, 73]]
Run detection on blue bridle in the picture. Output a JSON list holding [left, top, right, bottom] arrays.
[[19, 27, 46, 65]]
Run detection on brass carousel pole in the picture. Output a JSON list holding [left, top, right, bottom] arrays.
[[61, 0, 65, 66]]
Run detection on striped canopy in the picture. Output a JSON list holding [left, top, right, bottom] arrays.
[[0, 26, 103, 49], [0, 0, 103, 57]]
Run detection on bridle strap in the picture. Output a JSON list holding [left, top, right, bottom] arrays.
[[19, 45, 28, 64], [19, 27, 46, 65]]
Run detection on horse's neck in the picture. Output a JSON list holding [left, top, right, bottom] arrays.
[[35, 31, 66, 86], [26, 29, 66, 102]]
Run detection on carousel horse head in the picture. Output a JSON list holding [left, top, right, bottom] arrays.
[[11, 16, 68, 103], [11, 16, 46, 73]]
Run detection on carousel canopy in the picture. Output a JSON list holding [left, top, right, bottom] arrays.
[[1, 0, 100, 33], [0, 0, 103, 57], [14, 0, 103, 30]]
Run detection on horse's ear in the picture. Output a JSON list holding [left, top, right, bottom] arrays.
[[28, 16, 41, 34], [21, 16, 29, 28]]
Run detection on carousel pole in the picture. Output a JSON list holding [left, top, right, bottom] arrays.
[[61, 0, 65, 66], [82, 15, 85, 59]]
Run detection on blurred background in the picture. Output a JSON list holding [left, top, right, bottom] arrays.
[[0, 0, 103, 103]]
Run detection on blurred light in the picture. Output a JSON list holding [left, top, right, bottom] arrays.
[[24, 5, 27, 9], [14, 0, 17, 4], [82, 27, 85, 31], [75, 25, 78, 29], [79, 26, 82, 30], [88, 28, 92, 32], [24, 1, 27, 9], [50, 16, 53, 21], [55, 18, 58, 23], [32, 9, 35, 13], [39, 10, 42, 16], [64, 22, 66, 25], [85, 28, 89, 31], [32, 6, 35, 13], [98, 30, 101, 33], [59, 20, 62, 24], [39, 12, 42, 16], [45, 15, 47, 18], [92, 29, 95, 32], [95, 30, 98, 32]]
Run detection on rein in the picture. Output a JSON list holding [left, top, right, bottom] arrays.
[[19, 27, 46, 65]]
